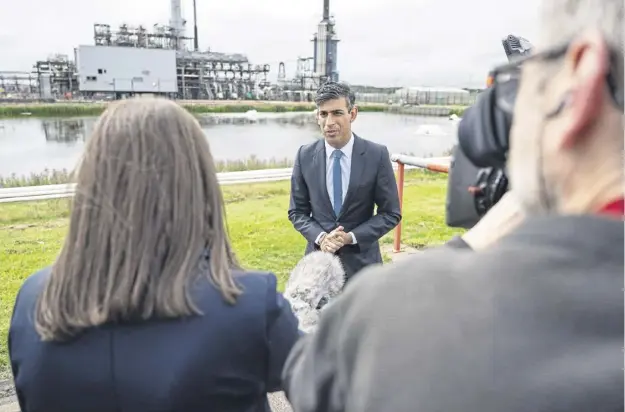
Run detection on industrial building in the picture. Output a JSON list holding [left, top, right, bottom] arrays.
[[276, 0, 340, 94], [88, 13, 272, 100], [12, 0, 273, 100], [0, 72, 39, 100], [394, 86, 473, 106], [0, 54, 78, 101], [34, 54, 79, 99], [3, 0, 343, 101], [77, 46, 178, 95]]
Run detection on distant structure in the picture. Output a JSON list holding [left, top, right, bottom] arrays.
[[76, 45, 178, 94], [82, 0, 271, 100], [394, 86, 473, 106], [312, 0, 339, 83], [169, 0, 187, 50], [0, 71, 39, 99], [2, 0, 346, 102], [20, 0, 271, 100], [273, 0, 340, 101], [33, 55, 79, 99]]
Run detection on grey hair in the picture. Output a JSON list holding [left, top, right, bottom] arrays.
[[284, 251, 345, 333], [315, 81, 356, 110], [539, 0, 623, 91]]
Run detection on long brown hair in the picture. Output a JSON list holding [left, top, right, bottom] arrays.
[[35, 97, 242, 341]]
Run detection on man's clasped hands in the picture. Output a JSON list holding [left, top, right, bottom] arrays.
[[320, 226, 352, 254]]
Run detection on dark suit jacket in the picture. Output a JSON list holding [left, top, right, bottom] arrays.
[[9, 267, 301, 412], [283, 215, 624, 411], [288, 134, 402, 279]]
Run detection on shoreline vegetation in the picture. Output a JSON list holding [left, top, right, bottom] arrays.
[[0, 157, 296, 188], [2, 150, 448, 188], [0, 100, 468, 119], [0, 169, 463, 378]]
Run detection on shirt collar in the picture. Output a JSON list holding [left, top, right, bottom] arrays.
[[325, 133, 355, 160]]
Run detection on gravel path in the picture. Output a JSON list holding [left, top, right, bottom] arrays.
[[268, 392, 293, 412]]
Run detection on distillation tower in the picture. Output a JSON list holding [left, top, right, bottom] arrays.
[[274, 0, 340, 99], [312, 0, 339, 82]]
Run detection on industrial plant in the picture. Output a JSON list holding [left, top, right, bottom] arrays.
[[0, 0, 343, 102]]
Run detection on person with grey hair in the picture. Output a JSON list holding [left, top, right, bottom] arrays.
[[288, 81, 401, 282], [282, 1, 624, 411]]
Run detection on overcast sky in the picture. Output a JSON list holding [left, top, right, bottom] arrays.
[[1, 0, 541, 87]]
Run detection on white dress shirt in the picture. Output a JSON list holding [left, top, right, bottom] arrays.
[[315, 133, 358, 245]]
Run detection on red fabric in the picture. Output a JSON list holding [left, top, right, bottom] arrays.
[[597, 198, 624, 218]]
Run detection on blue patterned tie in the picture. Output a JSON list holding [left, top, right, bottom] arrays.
[[331, 150, 343, 216]]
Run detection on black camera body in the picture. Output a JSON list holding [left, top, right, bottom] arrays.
[[445, 34, 533, 229]]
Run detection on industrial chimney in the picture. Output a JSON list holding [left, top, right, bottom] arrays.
[[312, 0, 340, 82]]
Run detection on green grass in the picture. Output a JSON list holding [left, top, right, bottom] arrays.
[[0, 170, 462, 378], [0, 101, 466, 119]]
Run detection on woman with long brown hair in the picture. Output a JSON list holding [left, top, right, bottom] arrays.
[[8, 97, 300, 412]]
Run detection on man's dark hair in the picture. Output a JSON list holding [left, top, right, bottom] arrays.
[[315, 81, 356, 110]]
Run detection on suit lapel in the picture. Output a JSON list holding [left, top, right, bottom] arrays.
[[340, 134, 366, 217], [312, 139, 335, 216]]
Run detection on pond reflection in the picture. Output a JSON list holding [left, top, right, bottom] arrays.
[[0, 112, 457, 177], [42, 119, 88, 143]]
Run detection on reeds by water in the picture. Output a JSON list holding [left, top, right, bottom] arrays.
[[0, 101, 461, 119], [0, 156, 295, 188]]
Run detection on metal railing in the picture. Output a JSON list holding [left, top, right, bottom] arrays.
[[0, 168, 294, 204], [390, 154, 451, 253], [0, 161, 436, 204]]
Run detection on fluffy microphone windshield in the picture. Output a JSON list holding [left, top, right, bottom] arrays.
[[284, 251, 346, 333]]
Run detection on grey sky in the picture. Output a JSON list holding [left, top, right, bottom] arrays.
[[2, 0, 541, 87]]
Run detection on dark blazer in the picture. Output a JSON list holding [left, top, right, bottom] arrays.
[[282, 215, 624, 412], [9, 267, 301, 412], [288, 134, 402, 279]]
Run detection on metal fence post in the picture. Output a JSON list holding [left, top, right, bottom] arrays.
[[393, 161, 405, 253]]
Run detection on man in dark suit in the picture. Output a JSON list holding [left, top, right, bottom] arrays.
[[282, 1, 624, 410], [288, 82, 402, 280]]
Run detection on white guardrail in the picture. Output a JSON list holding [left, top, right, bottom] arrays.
[[0, 156, 451, 204]]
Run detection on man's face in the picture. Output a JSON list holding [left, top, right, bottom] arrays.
[[317, 97, 357, 148]]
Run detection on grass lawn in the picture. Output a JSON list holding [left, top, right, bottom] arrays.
[[0, 170, 462, 379]]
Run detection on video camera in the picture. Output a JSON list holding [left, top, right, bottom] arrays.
[[445, 35, 533, 229]]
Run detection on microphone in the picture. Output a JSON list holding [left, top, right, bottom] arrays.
[[284, 251, 346, 333]]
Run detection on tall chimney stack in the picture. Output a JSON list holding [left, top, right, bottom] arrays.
[[193, 0, 199, 51], [323, 0, 330, 21]]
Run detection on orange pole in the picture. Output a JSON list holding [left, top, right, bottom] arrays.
[[393, 162, 405, 253], [426, 163, 449, 174]]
